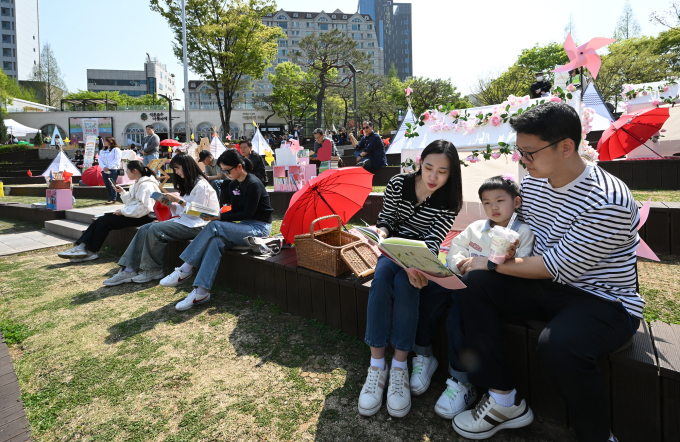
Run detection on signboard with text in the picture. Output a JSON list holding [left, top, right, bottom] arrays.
[[83, 136, 96, 169], [69, 117, 113, 143]]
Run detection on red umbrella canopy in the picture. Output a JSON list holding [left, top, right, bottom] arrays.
[[597, 107, 670, 161], [280, 167, 374, 244], [160, 139, 182, 147], [81, 165, 105, 186]]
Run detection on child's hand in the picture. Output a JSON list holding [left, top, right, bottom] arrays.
[[505, 239, 519, 260]]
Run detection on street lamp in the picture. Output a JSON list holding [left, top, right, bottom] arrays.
[[181, 0, 190, 145], [159, 93, 181, 140], [345, 62, 363, 138]]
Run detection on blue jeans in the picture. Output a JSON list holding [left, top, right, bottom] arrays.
[[180, 219, 271, 290], [102, 169, 121, 201], [365, 255, 444, 352], [143, 153, 159, 166], [414, 281, 465, 372], [210, 179, 223, 199]]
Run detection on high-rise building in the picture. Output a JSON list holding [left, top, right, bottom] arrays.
[[359, 0, 412, 80], [87, 56, 177, 99], [1, 0, 41, 80]]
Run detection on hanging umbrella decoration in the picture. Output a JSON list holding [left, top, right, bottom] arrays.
[[596, 107, 670, 160], [280, 167, 374, 244]]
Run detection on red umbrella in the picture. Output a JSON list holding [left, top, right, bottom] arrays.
[[280, 167, 374, 244], [160, 139, 182, 147], [81, 165, 105, 186], [597, 107, 670, 161]]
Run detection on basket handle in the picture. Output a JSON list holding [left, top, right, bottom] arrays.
[[310, 214, 342, 239]]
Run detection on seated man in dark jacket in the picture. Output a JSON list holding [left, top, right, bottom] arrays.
[[240, 140, 267, 185], [530, 71, 552, 98], [351, 121, 386, 171]]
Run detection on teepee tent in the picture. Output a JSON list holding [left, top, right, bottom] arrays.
[[251, 127, 269, 154], [583, 82, 615, 131], [50, 126, 64, 146], [386, 107, 416, 154], [41, 150, 81, 177], [209, 133, 227, 158]]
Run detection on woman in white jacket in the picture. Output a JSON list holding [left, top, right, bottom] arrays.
[[59, 161, 161, 263], [104, 153, 219, 286], [100, 137, 123, 204]]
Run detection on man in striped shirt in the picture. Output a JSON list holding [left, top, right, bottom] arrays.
[[451, 102, 640, 442]]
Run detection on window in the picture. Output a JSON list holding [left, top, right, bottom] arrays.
[[278, 40, 287, 46], [405, 58, 409, 63], [367, 42, 375, 47], [332, 14, 336, 19], [293, 13, 298, 17], [306, 22, 314, 28], [367, 33, 373, 38], [1, 21, 10, 30], [365, 16, 370, 20], [278, 58, 288, 63], [277, 49, 287, 55], [352, 18, 362, 22], [1, 48, 8, 56], [405, 20, 408, 25], [367, 24, 373, 30], [318, 17, 328, 21], [405, 67, 409, 73], [2, 61, 11, 70], [276, 15, 287, 19], [351, 24, 361, 30], [342, 15, 347, 19], [291, 21, 299, 27], [340, 24, 347, 29], [1, 8, 9, 16], [278, 21, 287, 28], [405, 48, 409, 54], [405, 39, 408, 44], [367, 51, 374, 56], [1, 34, 9, 43], [405, 30, 408, 35], [352, 33, 361, 39], [306, 31, 312, 35], [319, 23, 328, 30]]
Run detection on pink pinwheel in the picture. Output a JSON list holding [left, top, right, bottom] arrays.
[[552, 33, 616, 79], [636, 199, 660, 261]]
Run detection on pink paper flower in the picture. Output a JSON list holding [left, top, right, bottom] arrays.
[[511, 151, 522, 162], [415, 155, 421, 164], [652, 99, 661, 107], [466, 155, 480, 163], [664, 86, 670, 92], [566, 84, 576, 92], [405, 87, 413, 97], [491, 152, 502, 160], [502, 173, 515, 182], [549, 96, 562, 103], [491, 115, 502, 127], [226, 134, 232, 140], [449, 110, 460, 118], [232, 189, 240, 196], [671, 76, 677, 80], [423, 111, 431, 121]]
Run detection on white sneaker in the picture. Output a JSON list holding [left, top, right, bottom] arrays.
[[386, 367, 411, 418], [103, 269, 137, 286], [69, 252, 99, 263], [435, 378, 477, 419], [410, 355, 438, 395], [160, 267, 193, 287], [132, 269, 165, 283], [58, 243, 87, 259], [358, 365, 388, 417], [175, 289, 211, 311], [453, 392, 533, 440]]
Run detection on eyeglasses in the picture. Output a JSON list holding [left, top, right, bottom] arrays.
[[513, 138, 567, 162], [362, 126, 370, 130], [222, 166, 235, 175]]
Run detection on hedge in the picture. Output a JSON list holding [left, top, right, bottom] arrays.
[[0, 144, 36, 155]]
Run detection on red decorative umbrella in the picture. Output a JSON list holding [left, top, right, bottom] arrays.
[[81, 165, 105, 186], [160, 139, 182, 147], [597, 107, 670, 161], [280, 167, 374, 244]]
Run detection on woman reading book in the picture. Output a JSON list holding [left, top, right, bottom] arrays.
[[103, 153, 218, 286], [159, 149, 273, 312], [358, 140, 462, 419]]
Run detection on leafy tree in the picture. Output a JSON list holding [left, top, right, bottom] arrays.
[[516, 42, 569, 83], [357, 73, 404, 132], [28, 42, 67, 107], [649, 2, 680, 30], [614, 0, 641, 39], [151, 0, 283, 139], [33, 130, 43, 147], [0, 109, 7, 143], [472, 65, 533, 105], [387, 63, 398, 79], [404, 77, 471, 115], [268, 62, 317, 131], [328, 81, 354, 129], [0, 69, 37, 104], [62, 90, 159, 110], [292, 28, 370, 128], [650, 3, 680, 69], [251, 94, 277, 133]]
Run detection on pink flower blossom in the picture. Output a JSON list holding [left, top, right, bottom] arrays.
[[491, 115, 502, 127], [502, 173, 515, 181], [491, 152, 502, 160], [511, 151, 522, 162], [405, 87, 413, 97], [549, 96, 562, 103], [652, 99, 661, 107], [663, 86, 670, 92], [415, 155, 421, 164], [466, 155, 480, 163], [423, 111, 431, 122], [671, 76, 677, 80], [566, 84, 576, 92], [449, 110, 460, 118]]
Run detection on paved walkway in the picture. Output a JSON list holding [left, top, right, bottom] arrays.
[[0, 231, 71, 256]]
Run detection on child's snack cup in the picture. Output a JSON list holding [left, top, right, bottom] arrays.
[[488, 226, 520, 264]]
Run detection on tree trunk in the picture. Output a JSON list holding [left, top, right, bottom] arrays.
[[316, 73, 327, 128]]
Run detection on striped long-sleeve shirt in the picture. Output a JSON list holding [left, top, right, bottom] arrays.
[[518, 165, 645, 319], [376, 174, 457, 256]]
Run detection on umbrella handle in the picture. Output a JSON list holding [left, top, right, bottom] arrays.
[[620, 127, 665, 159]]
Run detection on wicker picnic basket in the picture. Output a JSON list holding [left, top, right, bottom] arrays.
[[48, 179, 71, 189], [340, 242, 379, 278], [295, 215, 362, 277]]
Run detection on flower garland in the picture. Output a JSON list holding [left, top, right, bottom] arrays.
[[621, 77, 678, 113]]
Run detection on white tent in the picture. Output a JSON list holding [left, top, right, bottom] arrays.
[[4, 119, 39, 137], [251, 127, 269, 154], [386, 107, 416, 154], [50, 125, 64, 146], [209, 134, 226, 158], [41, 150, 81, 177], [582, 83, 615, 131]]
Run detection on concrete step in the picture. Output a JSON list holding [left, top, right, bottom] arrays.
[[65, 206, 115, 224], [44, 219, 89, 240]]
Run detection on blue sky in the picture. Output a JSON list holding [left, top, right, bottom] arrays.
[[40, 0, 673, 105]]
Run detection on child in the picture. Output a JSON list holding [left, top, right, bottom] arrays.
[[410, 174, 535, 421]]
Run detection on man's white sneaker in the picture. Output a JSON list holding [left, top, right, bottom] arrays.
[[358, 365, 388, 417], [386, 367, 411, 418], [132, 269, 165, 283], [452, 393, 533, 440], [58, 244, 87, 259], [160, 267, 193, 287], [69, 252, 99, 263], [103, 269, 137, 286], [175, 289, 211, 311], [410, 355, 438, 395], [435, 378, 477, 419]]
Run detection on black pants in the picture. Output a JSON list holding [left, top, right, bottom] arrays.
[[102, 170, 121, 201], [458, 270, 638, 442], [76, 213, 153, 253]]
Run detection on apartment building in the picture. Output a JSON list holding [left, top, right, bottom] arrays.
[[1, 0, 40, 80], [87, 55, 177, 99]]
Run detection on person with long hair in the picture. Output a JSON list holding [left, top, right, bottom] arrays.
[[160, 149, 273, 311], [358, 140, 463, 419], [58, 161, 161, 263], [103, 153, 219, 286], [99, 137, 123, 204]]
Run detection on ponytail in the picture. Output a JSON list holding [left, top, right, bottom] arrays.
[[126, 160, 155, 178]]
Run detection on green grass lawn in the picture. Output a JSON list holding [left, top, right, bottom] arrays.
[[0, 196, 119, 208], [0, 217, 44, 234], [630, 189, 680, 202]]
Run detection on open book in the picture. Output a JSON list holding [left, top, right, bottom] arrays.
[[354, 227, 466, 290], [150, 192, 219, 218]]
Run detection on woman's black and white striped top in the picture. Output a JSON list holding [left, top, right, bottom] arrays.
[[518, 165, 645, 319], [376, 173, 456, 256]]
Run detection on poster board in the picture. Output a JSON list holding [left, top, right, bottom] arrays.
[[68, 117, 113, 143], [83, 136, 96, 169]]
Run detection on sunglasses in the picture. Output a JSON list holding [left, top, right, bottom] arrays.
[[362, 126, 370, 130], [222, 166, 235, 175], [513, 138, 567, 162]]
